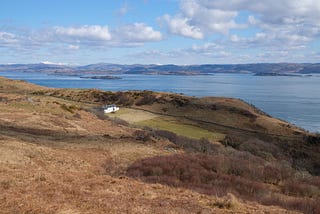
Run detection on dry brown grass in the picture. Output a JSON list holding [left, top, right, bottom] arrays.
[[0, 76, 312, 213], [127, 153, 319, 213], [0, 134, 298, 214]]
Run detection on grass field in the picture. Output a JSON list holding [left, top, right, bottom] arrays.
[[136, 117, 225, 140], [109, 108, 225, 141], [108, 108, 159, 123]]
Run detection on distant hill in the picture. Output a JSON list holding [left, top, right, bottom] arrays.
[[0, 62, 319, 75]]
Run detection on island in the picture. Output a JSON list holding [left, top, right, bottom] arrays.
[[80, 75, 122, 80], [254, 72, 302, 77]]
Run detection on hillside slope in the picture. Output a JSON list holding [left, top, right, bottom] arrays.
[[0, 76, 319, 213]]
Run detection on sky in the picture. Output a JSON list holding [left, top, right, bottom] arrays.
[[0, 0, 320, 65]]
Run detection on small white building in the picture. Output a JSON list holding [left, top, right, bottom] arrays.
[[104, 104, 119, 113]]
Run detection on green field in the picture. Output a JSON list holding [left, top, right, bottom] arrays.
[[108, 108, 225, 140], [136, 117, 225, 141]]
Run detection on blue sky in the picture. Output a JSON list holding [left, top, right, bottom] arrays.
[[0, 0, 319, 65]]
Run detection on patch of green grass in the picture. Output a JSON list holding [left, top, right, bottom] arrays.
[[109, 108, 132, 115], [136, 117, 225, 141]]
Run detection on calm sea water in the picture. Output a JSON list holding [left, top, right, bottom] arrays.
[[1, 71, 319, 133]]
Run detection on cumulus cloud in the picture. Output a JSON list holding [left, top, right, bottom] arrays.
[[113, 23, 163, 43], [0, 23, 163, 50], [161, 0, 245, 39], [189, 42, 229, 58], [229, 26, 312, 51], [162, 14, 203, 39], [53, 25, 112, 41], [202, 0, 320, 27], [161, 0, 320, 44], [51, 24, 163, 46]]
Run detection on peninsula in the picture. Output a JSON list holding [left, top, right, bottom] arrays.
[[0, 76, 319, 213]]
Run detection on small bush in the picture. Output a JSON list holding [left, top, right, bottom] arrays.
[[135, 92, 156, 106], [31, 91, 46, 95], [262, 193, 320, 214], [212, 193, 240, 209], [263, 165, 283, 184], [109, 117, 129, 126], [126, 153, 319, 213], [282, 180, 320, 197], [221, 135, 242, 149], [304, 134, 320, 146], [126, 154, 266, 197], [116, 92, 134, 106], [88, 108, 108, 120], [60, 104, 78, 113], [133, 130, 151, 142]]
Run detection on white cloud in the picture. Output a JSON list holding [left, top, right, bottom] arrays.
[[161, 0, 245, 39], [230, 28, 312, 51], [51, 24, 163, 46], [191, 42, 222, 52], [53, 25, 112, 41], [113, 23, 163, 43], [0, 32, 18, 44], [161, 0, 320, 45], [162, 15, 203, 39], [197, 0, 320, 20], [41, 61, 67, 65], [0, 23, 163, 51], [180, 1, 243, 34]]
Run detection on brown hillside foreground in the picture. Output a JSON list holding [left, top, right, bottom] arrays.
[[0, 76, 314, 213]]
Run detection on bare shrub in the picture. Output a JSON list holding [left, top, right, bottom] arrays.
[[263, 165, 283, 185], [126, 154, 266, 197], [109, 117, 129, 126], [304, 134, 320, 146], [133, 130, 151, 142], [282, 180, 320, 197], [221, 135, 242, 149], [135, 92, 156, 106], [60, 104, 78, 113], [87, 108, 108, 120], [116, 92, 134, 106], [212, 193, 240, 209], [262, 193, 320, 214], [126, 153, 319, 213]]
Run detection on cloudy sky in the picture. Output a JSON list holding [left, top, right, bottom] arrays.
[[1, 0, 320, 65]]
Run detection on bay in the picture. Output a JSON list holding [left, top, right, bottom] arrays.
[[1, 71, 319, 133]]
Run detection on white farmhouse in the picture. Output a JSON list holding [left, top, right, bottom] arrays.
[[104, 104, 119, 113]]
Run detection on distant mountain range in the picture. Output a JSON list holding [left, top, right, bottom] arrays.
[[0, 62, 319, 75]]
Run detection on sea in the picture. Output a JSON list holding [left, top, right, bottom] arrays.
[[1, 71, 319, 133]]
